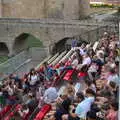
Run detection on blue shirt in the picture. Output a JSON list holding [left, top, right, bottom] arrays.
[[75, 97, 95, 118]]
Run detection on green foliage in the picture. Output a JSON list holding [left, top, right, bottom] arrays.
[[90, 4, 115, 8]]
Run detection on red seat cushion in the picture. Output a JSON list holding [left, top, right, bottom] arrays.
[[34, 104, 51, 120], [63, 70, 74, 81], [54, 63, 60, 69], [4, 112, 14, 120], [0, 105, 12, 117], [78, 72, 87, 77]]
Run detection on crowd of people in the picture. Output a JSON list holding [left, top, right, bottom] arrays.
[[0, 31, 119, 120]]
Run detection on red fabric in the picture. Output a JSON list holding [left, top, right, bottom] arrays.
[[63, 70, 74, 81], [15, 104, 22, 111], [65, 61, 71, 66], [8, 96, 16, 100], [0, 105, 12, 117], [23, 112, 31, 120], [54, 63, 60, 69], [78, 72, 87, 77], [34, 104, 51, 120], [4, 104, 21, 120], [4, 112, 14, 120]]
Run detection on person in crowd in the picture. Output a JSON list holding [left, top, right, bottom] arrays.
[[0, 31, 119, 120], [107, 68, 119, 85], [62, 88, 96, 120], [63, 81, 75, 100], [54, 95, 71, 120], [42, 85, 58, 104], [78, 65, 88, 82], [18, 104, 29, 118], [106, 101, 118, 120], [42, 62, 57, 81], [28, 68, 39, 86]]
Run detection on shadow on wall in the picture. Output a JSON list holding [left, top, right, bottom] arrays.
[[13, 33, 44, 55], [51, 37, 70, 55], [0, 42, 9, 56]]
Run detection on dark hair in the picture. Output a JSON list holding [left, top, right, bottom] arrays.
[[85, 80, 92, 87], [110, 101, 118, 111], [110, 68, 116, 74], [86, 88, 96, 96], [69, 81, 73, 85], [23, 104, 28, 110], [80, 65, 88, 72], [76, 92, 84, 101], [109, 81, 116, 89], [75, 49, 83, 64]]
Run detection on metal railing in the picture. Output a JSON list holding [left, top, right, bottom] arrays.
[[0, 47, 49, 81], [0, 50, 29, 80]]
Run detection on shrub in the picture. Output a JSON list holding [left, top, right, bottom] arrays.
[[118, 7, 120, 13], [90, 4, 114, 8]]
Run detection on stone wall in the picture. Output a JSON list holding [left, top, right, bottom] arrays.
[[0, 18, 102, 56], [2, 0, 45, 18], [0, 0, 90, 19], [63, 0, 80, 20]]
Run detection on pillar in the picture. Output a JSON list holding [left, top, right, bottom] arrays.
[[79, 0, 90, 18], [0, 0, 3, 17], [7, 42, 14, 57]]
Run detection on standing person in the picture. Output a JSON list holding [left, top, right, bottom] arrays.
[[28, 68, 39, 86], [71, 37, 77, 50]]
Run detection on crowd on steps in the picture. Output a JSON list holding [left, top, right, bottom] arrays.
[[0, 31, 119, 120]]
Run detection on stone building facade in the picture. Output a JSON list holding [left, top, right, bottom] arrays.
[[0, 0, 90, 19]]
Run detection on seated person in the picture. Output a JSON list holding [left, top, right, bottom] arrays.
[[43, 62, 58, 81], [54, 95, 71, 120], [106, 101, 118, 120], [62, 88, 95, 120], [42, 86, 58, 105], [18, 104, 29, 118]]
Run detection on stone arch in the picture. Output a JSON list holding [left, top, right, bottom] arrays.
[[51, 37, 71, 55], [0, 42, 9, 56], [13, 33, 44, 54], [13, 33, 29, 54]]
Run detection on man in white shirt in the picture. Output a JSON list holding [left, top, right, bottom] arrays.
[[76, 54, 91, 70], [82, 54, 91, 66]]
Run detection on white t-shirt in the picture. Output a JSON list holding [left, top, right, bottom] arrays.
[[82, 57, 91, 66], [96, 50, 104, 57], [29, 75, 38, 85], [7, 86, 14, 96], [79, 48, 86, 56]]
